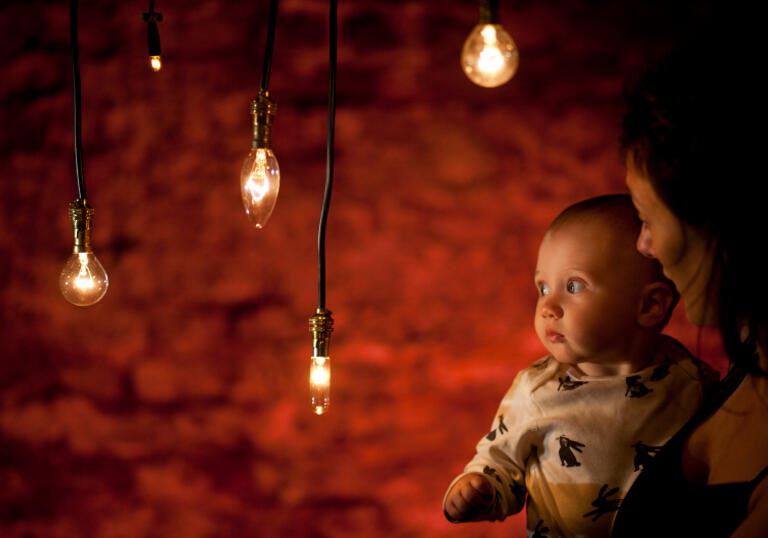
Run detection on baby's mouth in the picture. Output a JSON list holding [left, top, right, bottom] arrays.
[[545, 329, 564, 343]]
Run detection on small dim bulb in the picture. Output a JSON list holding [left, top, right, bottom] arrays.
[[310, 355, 330, 415], [60, 251, 108, 306], [461, 24, 519, 88], [241, 147, 280, 228], [150, 55, 162, 72]]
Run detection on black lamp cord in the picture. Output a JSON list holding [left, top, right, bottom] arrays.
[[479, 0, 500, 24], [318, 0, 337, 312], [70, 0, 86, 200], [260, 0, 279, 94], [143, 1, 163, 58]]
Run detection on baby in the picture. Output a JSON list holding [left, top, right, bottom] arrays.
[[443, 194, 717, 537]]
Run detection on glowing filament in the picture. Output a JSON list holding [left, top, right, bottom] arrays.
[[240, 148, 280, 228], [245, 152, 270, 202], [310, 356, 330, 415], [150, 55, 162, 72], [60, 251, 109, 307], [74, 253, 97, 289], [461, 23, 519, 88], [477, 28, 505, 74]]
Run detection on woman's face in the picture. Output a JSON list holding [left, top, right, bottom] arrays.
[[626, 160, 719, 327]]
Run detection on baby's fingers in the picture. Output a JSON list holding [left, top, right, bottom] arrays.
[[469, 475, 494, 500], [461, 482, 492, 508], [445, 493, 472, 522]]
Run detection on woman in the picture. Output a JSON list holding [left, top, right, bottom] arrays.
[[612, 40, 768, 536]]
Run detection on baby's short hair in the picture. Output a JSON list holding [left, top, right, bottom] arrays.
[[549, 194, 679, 328], [550, 194, 642, 242]]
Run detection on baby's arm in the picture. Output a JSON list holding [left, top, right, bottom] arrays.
[[444, 473, 495, 522], [443, 366, 541, 523]]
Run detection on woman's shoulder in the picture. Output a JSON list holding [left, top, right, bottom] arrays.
[[655, 334, 719, 385], [687, 371, 768, 484]]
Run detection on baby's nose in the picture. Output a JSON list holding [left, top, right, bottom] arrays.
[[540, 297, 563, 319]]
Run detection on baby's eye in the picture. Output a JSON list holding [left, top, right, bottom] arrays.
[[567, 280, 585, 294], [538, 283, 550, 296]]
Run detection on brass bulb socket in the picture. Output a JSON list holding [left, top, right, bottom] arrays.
[[251, 90, 277, 149], [309, 309, 334, 358], [68, 198, 94, 253]]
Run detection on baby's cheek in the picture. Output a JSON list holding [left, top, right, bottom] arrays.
[[533, 315, 546, 340], [581, 307, 628, 349]]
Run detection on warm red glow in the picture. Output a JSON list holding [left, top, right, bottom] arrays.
[[0, 1, 725, 536]]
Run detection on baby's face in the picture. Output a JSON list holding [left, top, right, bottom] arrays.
[[533, 220, 649, 372]]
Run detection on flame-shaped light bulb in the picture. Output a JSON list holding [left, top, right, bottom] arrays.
[[461, 23, 519, 88], [143, 10, 163, 73], [241, 91, 279, 228], [309, 310, 333, 415], [241, 147, 280, 228], [59, 199, 108, 306]]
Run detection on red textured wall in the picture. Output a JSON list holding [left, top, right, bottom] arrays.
[[1, 1, 724, 537]]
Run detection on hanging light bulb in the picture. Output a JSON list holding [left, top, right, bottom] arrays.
[[241, 90, 280, 228], [59, 199, 108, 306], [461, 0, 519, 88], [309, 309, 333, 415], [143, 3, 163, 72]]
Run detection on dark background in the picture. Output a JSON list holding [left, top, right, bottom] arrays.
[[1, 1, 724, 536]]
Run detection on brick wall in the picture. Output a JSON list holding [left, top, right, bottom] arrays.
[[0, 1, 721, 536]]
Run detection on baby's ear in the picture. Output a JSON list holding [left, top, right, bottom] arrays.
[[637, 282, 678, 328]]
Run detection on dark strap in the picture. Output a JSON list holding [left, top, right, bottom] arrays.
[[751, 464, 768, 488], [670, 365, 748, 445]]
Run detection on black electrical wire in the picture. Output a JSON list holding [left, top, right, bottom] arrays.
[[479, 0, 500, 24], [317, 0, 337, 311], [70, 0, 87, 200], [145, 0, 162, 58], [260, 0, 279, 93]]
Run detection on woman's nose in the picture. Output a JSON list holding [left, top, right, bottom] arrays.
[[540, 296, 563, 319], [636, 223, 656, 258]]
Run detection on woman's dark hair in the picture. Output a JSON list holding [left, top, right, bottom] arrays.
[[621, 37, 767, 375]]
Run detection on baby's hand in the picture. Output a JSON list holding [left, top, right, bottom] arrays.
[[444, 473, 495, 523]]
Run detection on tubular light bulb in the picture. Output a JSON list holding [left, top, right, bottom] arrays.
[[310, 355, 330, 415], [309, 309, 333, 416], [60, 252, 108, 306], [143, 10, 163, 73], [461, 24, 519, 88], [240, 147, 280, 228]]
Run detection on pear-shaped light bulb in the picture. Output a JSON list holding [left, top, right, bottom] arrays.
[[310, 355, 331, 415], [60, 251, 108, 306], [461, 24, 519, 88], [150, 55, 162, 72], [241, 147, 280, 228], [60, 199, 108, 307]]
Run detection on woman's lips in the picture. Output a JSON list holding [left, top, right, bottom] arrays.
[[546, 329, 564, 343]]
